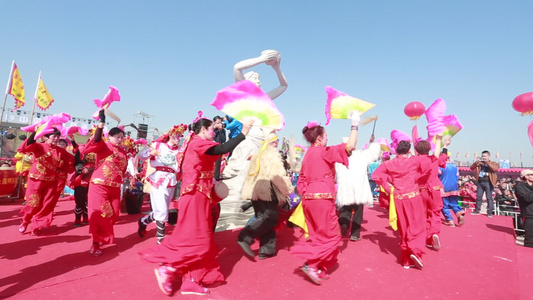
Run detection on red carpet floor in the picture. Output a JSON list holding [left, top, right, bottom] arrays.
[[1, 197, 532, 300]]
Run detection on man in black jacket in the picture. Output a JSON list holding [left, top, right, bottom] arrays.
[[514, 169, 533, 248]]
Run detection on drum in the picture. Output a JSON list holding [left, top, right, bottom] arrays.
[[0, 167, 18, 197]]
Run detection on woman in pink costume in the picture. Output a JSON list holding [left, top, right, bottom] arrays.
[[372, 140, 429, 269], [18, 128, 74, 235], [413, 137, 447, 250], [290, 113, 359, 285], [140, 117, 254, 296], [82, 110, 127, 256]]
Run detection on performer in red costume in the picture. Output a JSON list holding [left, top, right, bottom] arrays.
[[413, 136, 447, 250], [18, 127, 75, 235], [372, 140, 429, 270], [82, 110, 127, 256], [140, 117, 254, 296], [290, 113, 359, 285]]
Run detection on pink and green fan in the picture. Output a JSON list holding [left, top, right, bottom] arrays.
[[441, 114, 463, 138], [376, 138, 392, 153], [211, 80, 285, 130], [325, 86, 375, 125], [293, 144, 307, 155]]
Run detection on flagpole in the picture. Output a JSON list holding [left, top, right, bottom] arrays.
[[0, 61, 15, 127], [28, 71, 40, 126]]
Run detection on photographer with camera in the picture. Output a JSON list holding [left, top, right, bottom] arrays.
[[470, 150, 499, 217]]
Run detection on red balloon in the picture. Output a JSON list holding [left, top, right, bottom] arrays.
[[512, 92, 533, 115], [404, 101, 426, 120]]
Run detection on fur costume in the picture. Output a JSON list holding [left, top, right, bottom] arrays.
[[241, 146, 293, 203]]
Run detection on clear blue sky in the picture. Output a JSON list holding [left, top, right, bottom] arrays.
[[2, 1, 532, 166]]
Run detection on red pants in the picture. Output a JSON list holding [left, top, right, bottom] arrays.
[[395, 195, 426, 261], [291, 198, 341, 271], [20, 178, 60, 230], [421, 189, 443, 242], [88, 184, 121, 244]]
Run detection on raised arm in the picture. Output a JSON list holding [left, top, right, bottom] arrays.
[[233, 51, 279, 82], [344, 112, 360, 155], [266, 56, 288, 100]]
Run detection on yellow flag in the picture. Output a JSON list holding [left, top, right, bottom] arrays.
[[35, 75, 54, 110], [382, 186, 398, 231], [289, 202, 309, 237], [7, 62, 25, 111]]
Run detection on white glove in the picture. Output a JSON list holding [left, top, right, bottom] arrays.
[[349, 111, 361, 126]]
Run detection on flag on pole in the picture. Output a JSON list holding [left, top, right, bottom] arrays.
[[520, 151, 523, 159], [5, 62, 25, 111], [509, 151, 512, 159], [35, 74, 54, 111], [456, 152, 460, 158], [465, 152, 469, 158], [474, 152, 478, 158], [495, 151, 499, 159]]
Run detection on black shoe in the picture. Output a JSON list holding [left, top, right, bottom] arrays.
[[138, 218, 147, 237], [237, 240, 255, 258], [487, 214, 493, 218], [470, 211, 481, 215]]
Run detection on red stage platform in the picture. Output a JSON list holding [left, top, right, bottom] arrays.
[[1, 198, 531, 299]]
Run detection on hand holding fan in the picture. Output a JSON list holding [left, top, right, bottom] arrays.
[[325, 86, 375, 125], [211, 80, 285, 130]]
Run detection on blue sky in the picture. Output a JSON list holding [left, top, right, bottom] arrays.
[[2, 1, 533, 166]]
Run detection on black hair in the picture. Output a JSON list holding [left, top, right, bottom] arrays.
[[396, 140, 411, 155], [191, 118, 213, 134], [213, 116, 223, 122], [482, 150, 490, 156], [109, 127, 125, 137], [44, 127, 61, 137]]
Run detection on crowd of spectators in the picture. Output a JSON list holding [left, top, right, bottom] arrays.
[[458, 175, 523, 232]]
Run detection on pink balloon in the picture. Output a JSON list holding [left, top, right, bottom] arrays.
[[512, 92, 533, 115], [404, 101, 426, 120]]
